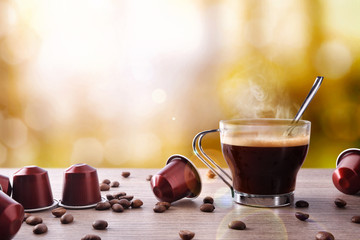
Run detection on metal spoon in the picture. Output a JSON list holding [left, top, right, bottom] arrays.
[[285, 76, 324, 136]]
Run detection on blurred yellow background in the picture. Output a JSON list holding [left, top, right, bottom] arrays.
[[0, 0, 359, 169]]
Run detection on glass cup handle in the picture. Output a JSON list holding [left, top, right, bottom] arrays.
[[192, 129, 234, 195]]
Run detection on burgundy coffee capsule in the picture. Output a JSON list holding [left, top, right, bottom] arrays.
[[0, 191, 24, 240], [150, 155, 202, 203], [13, 166, 56, 211], [0, 174, 12, 196], [60, 163, 102, 208], [333, 148, 360, 194]]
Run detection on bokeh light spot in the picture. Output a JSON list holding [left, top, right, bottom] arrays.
[[104, 133, 162, 166], [0, 143, 7, 165], [314, 41, 353, 79], [70, 138, 104, 166], [0, 2, 17, 37], [152, 89, 167, 104], [0, 118, 28, 149], [24, 100, 54, 131]]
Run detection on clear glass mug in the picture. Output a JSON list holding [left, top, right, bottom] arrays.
[[193, 118, 311, 207]]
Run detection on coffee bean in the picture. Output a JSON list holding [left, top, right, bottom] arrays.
[[112, 203, 124, 212], [203, 196, 214, 204], [156, 202, 171, 209], [26, 216, 43, 225], [33, 223, 47, 234], [295, 200, 309, 208], [81, 234, 101, 240], [228, 220, 246, 230], [295, 212, 309, 221], [334, 198, 347, 208], [100, 183, 110, 191], [95, 201, 111, 210], [52, 207, 66, 218], [119, 195, 134, 201], [110, 181, 120, 187], [118, 199, 131, 209], [153, 204, 167, 213], [92, 220, 108, 230], [179, 230, 195, 240], [114, 192, 127, 198], [131, 199, 143, 208], [315, 231, 335, 240], [146, 175, 153, 181], [102, 179, 111, 185], [23, 213, 31, 221], [60, 214, 74, 224], [122, 171, 130, 178], [106, 194, 115, 201], [109, 199, 121, 206], [206, 169, 216, 178], [200, 203, 215, 212], [351, 216, 360, 223]]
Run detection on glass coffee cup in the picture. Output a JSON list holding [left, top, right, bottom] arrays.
[[193, 118, 311, 207]]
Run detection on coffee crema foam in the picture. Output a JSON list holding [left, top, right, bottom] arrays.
[[221, 135, 309, 147]]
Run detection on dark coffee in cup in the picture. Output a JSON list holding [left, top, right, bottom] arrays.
[[221, 136, 309, 195], [193, 119, 311, 207]]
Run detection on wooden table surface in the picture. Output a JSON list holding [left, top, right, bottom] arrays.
[[1, 168, 360, 240]]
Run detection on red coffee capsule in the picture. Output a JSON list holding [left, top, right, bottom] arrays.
[[150, 155, 202, 203], [333, 148, 360, 194], [0, 191, 24, 240], [0, 175, 12, 196], [12, 166, 55, 211], [60, 163, 102, 208]]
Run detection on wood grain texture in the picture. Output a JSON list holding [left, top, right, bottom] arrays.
[[1, 168, 359, 240]]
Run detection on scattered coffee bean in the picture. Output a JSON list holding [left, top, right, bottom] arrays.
[[119, 195, 134, 201], [228, 220, 246, 230], [295, 200, 309, 208], [114, 192, 127, 198], [206, 169, 216, 178], [179, 230, 195, 240], [118, 199, 131, 209], [295, 212, 309, 221], [112, 203, 124, 212], [109, 199, 121, 206], [52, 207, 66, 218], [334, 198, 347, 208], [110, 181, 120, 187], [95, 201, 111, 210], [156, 202, 171, 210], [102, 179, 111, 185], [315, 231, 335, 240], [200, 203, 215, 212], [153, 204, 167, 213], [100, 183, 110, 191], [131, 199, 143, 208], [81, 234, 101, 240], [26, 216, 43, 225], [122, 171, 130, 178], [106, 194, 115, 201], [351, 216, 360, 223], [23, 213, 31, 221], [33, 223, 48, 234], [92, 220, 108, 230], [60, 214, 74, 224], [203, 196, 214, 204], [146, 175, 153, 181]]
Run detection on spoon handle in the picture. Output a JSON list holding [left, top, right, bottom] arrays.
[[292, 76, 324, 123]]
